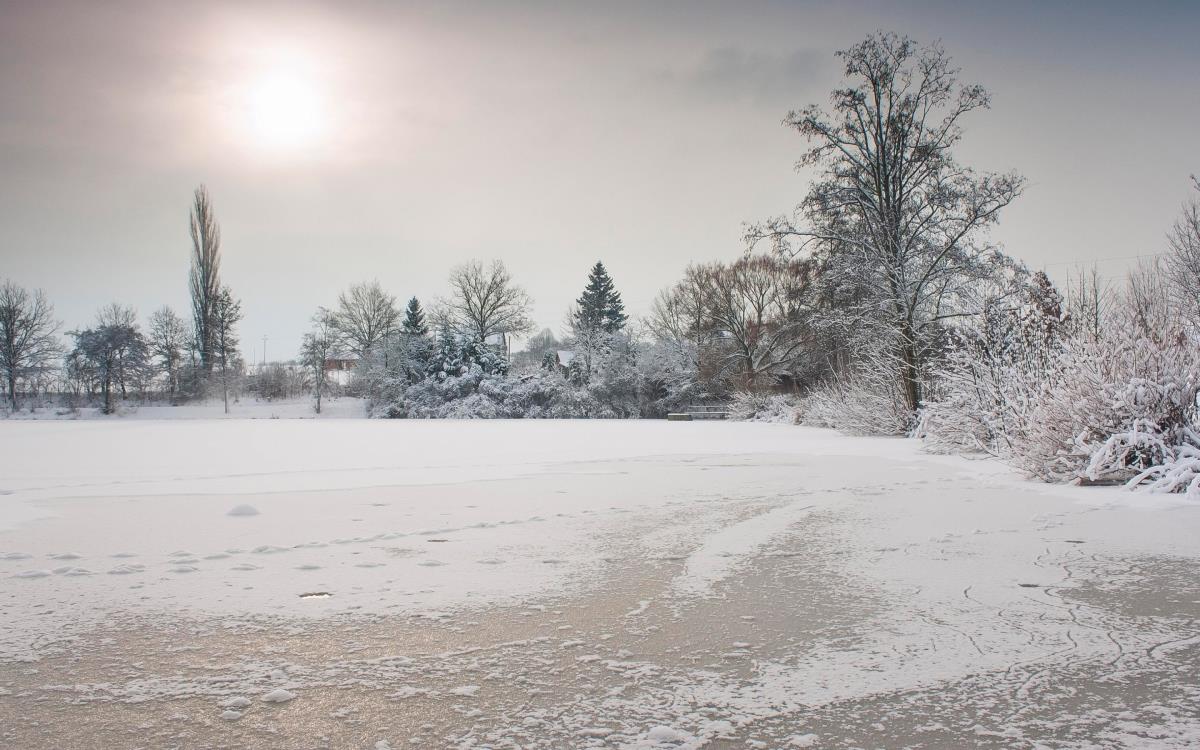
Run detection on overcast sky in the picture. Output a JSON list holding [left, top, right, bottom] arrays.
[[2, 0, 1198, 361]]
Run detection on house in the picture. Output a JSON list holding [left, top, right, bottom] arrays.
[[323, 352, 358, 387], [553, 350, 576, 376]]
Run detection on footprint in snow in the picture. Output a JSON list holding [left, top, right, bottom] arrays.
[[107, 564, 144, 575], [2, 552, 33, 560], [296, 564, 322, 571], [53, 566, 92, 576], [48, 552, 82, 560], [417, 560, 446, 567], [227, 504, 259, 517]]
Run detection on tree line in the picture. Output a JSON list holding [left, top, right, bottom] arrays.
[[3, 32, 1197, 498], [1, 186, 242, 413]]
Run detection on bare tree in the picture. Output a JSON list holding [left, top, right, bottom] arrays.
[[746, 33, 1024, 413], [189, 185, 222, 373], [697, 255, 818, 391], [330, 280, 400, 360], [646, 265, 711, 364], [645, 266, 720, 394], [299, 310, 338, 414], [0, 280, 61, 411], [148, 306, 190, 397], [445, 260, 534, 344], [212, 287, 242, 414], [1063, 266, 1111, 342], [1165, 176, 1200, 325]]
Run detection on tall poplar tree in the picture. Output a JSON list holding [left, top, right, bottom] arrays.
[[188, 185, 222, 373]]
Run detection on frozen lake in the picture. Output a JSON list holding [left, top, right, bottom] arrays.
[[1, 420, 1198, 748]]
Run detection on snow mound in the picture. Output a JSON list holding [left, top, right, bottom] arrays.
[[220, 696, 251, 709], [646, 725, 685, 743], [227, 504, 260, 517], [261, 688, 296, 703]]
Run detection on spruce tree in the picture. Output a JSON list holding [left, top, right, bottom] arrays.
[[573, 262, 627, 334], [403, 296, 429, 336]]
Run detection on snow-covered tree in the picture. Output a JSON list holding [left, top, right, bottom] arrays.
[[300, 310, 338, 414], [212, 287, 242, 414], [148, 306, 189, 397], [747, 32, 1024, 414], [573, 261, 627, 334], [427, 331, 508, 380], [67, 305, 151, 414], [402, 296, 429, 337], [0, 280, 60, 411]]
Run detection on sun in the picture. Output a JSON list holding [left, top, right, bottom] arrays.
[[243, 70, 325, 151]]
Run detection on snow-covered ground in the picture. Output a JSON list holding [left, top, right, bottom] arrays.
[[1, 420, 1197, 748], [2, 396, 367, 421]]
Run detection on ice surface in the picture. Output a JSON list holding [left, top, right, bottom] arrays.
[[0, 419, 1197, 748]]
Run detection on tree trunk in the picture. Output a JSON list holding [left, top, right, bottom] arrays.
[[7, 372, 17, 411], [222, 360, 229, 414], [898, 330, 922, 414]]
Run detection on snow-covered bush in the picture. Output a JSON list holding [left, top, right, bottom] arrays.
[[728, 391, 800, 424], [386, 368, 617, 419], [918, 272, 1065, 455], [584, 332, 641, 418], [635, 339, 712, 418], [1013, 325, 1200, 487], [799, 366, 912, 436]]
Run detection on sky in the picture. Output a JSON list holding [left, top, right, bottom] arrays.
[[2, 0, 1198, 361]]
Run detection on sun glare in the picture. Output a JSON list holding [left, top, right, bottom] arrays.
[[243, 70, 325, 151]]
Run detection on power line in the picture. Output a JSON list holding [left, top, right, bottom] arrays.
[[1039, 252, 1164, 268]]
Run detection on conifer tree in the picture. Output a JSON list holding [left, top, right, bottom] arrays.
[[403, 296, 429, 336], [573, 262, 627, 334]]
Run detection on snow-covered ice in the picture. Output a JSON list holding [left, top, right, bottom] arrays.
[[1, 419, 1197, 748]]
